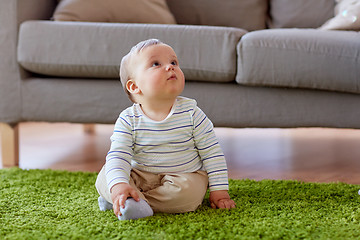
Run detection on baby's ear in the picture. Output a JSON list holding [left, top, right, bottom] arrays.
[[126, 80, 140, 94]]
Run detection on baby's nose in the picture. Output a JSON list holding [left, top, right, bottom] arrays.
[[165, 64, 174, 71]]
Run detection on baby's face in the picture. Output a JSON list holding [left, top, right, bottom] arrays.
[[129, 44, 185, 103]]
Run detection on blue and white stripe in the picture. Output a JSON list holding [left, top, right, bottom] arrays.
[[105, 96, 229, 191]]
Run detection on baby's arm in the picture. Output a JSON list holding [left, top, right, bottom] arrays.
[[111, 183, 140, 217], [191, 105, 235, 209], [209, 190, 236, 209], [106, 112, 136, 216]]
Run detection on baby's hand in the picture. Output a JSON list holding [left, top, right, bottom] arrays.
[[110, 183, 140, 217], [209, 190, 236, 209]]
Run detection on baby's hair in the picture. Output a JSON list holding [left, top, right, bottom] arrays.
[[120, 39, 164, 102]]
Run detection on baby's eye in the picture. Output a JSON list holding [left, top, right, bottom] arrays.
[[152, 62, 160, 67], [171, 61, 178, 66]]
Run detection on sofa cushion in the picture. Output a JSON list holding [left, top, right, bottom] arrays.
[[53, 0, 176, 24], [320, 0, 360, 31], [166, 0, 268, 31], [236, 29, 360, 94], [18, 21, 246, 82], [269, 0, 335, 28]]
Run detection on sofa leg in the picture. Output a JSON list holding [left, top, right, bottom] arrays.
[[0, 123, 19, 167], [83, 124, 95, 134]]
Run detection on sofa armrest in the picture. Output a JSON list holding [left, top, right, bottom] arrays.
[[0, 0, 57, 124]]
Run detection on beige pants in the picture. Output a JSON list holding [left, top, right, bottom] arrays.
[[95, 166, 209, 213]]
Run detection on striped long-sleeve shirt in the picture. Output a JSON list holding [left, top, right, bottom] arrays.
[[105, 96, 229, 192]]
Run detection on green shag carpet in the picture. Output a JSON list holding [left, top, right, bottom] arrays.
[[1, 168, 360, 240]]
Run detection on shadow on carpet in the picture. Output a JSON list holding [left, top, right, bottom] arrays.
[[1, 168, 359, 239]]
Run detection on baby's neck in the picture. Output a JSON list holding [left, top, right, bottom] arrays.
[[139, 99, 176, 121]]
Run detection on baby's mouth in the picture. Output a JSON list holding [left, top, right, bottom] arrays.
[[167, 74, 177, 80]]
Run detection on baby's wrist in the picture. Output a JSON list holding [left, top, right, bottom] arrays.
[[110, 182, 130, 193]]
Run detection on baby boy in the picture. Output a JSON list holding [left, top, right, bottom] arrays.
[[95, 39, 236, 220]]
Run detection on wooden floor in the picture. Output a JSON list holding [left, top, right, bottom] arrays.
[[1, 122, 360, 185]]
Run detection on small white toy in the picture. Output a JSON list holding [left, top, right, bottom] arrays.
[[358, 189, 360, 195]]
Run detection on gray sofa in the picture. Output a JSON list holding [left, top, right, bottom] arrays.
[[1, 0, 360, 167]]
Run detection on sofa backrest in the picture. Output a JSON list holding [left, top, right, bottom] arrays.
[[166, 0, 268, 31], [18, 21, 246, 82], [269, 0, 336, 28], [167, 0, 336, 30]]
